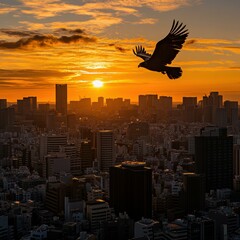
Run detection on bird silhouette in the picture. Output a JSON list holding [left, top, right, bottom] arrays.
[[133, 20, 189, 79]]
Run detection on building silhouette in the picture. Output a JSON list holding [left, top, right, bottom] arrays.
[[97, 130, 115, 172], [183, 173, 205, 214], [56, 84, 67, 115], [194, 126, 233, 192], [110, 161, 152, 220], [0, 99, 7, 109]]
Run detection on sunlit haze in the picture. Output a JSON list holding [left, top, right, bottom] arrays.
[[0, 0, 240, 102]]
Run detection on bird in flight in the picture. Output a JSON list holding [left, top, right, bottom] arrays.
[[133, 20, 189, 79]]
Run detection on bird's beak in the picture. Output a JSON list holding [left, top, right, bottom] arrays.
[[138, 64, 141, 68]]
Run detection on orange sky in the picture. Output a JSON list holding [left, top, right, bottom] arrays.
[[0, 0, 240, 102]]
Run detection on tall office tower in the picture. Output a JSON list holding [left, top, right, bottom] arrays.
[[40, 134, 67, 161], [182, 97, 198, 122], [61, 144, 81, 176], [86, 199, 111, 233], [56, 84, 67, 115], [182, 97, 197, 109], [215, 108, 227, 127], [43, 153, 70, 178], [17, 97, 37, 114], [194, 126, 233, 192], [127, 122, 149, 141], [233, 144, 240, 176], [80, 140, 93, 171], [46, 112, 57, 131], [187, 216, 216, 240], [208, 207, 238, 240], [97, 130, 115, 172], [183, 173, 205, 214], [0, 107, 15, 129], [159, 96, 172, 112], [224, 100, 238, 125], [98, 97, 104, 108], [138, 95, 147, 114], [26, 96, 37, 111], [110, 161, 152, 220], [0, 99, 7, 109], [202, 92, 223, 123], [138, 94, 158, 115]]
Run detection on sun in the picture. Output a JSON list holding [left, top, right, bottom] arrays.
[[92, 80, 104, 88]]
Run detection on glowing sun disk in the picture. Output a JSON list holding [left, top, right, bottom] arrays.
[[92, 80, 104, 88]]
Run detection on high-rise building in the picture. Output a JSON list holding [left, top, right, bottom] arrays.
[[98, 97, 104, 108], [138, 94, 158, 115], [80, 140, 93, 171], [0, 107, 15, 129], [215, 108, 227, 127], [224, 100, 238, 125], [40, 134, 67, 161], [44, 153, 70, 178], [110, 161, 152, 220], [183, 173, 205, 214], [61, 144, 81, 176], [159, 96, 172, 112], [56, 84, 67, 115], [194, 126, 233, 192], [202, 92, 223, 124], [17, 96, 37, 114], [182, 97, 197, 109], [0, 99, 7, 109], [97, 130, 115, 172], [187, 216, 216, 240], [233, 144, 240, 176], [86, 199, 111, 233]]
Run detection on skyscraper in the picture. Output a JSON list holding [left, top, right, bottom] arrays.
[[0, 107, 15, 129], [56, 84, 67, 115], [97, 130, 115, 172], [110, 161, 152, 220], [80, 140, 93, 171], [40, 134, 67, 161], [183, 173, 205, 214], [194, 126, 233, 192], [0, 99, 7, 109]]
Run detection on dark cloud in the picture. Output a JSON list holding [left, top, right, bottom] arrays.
[[109, 43, 128, 53], [55, 28, 85, 35], [185, 39, 197, 45], [0, 33, 97, 49], [0, 69, 72, 78], [230, 67, 240, 69], [0, 29, 38, 37]]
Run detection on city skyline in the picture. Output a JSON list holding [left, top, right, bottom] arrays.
[[0, 1, 240, 102]]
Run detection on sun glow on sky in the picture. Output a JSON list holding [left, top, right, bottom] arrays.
[[0, 0, 240, 102], [92, 80, 104, 88]]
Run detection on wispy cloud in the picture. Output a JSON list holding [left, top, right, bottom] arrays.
[[184, 38, 240, 55], [0, 3, 17, 14], [0, 32, 96, 49]]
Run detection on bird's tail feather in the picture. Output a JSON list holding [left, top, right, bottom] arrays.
[[165, 66, 182, 79]]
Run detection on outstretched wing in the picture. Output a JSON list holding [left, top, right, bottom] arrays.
[[133, 45, 151, 61], [150, 20, 188, 65]]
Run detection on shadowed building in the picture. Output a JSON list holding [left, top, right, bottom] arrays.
[[56, 84, 67, 115], [110, 161, 152, 221], [0, 99, 7, 109], [183, 173, 205, 214], [194, 126, 233, 192], [97, 130, 115, 172]]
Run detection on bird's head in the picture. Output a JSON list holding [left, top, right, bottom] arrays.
[[138, 62, 146, 68]]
